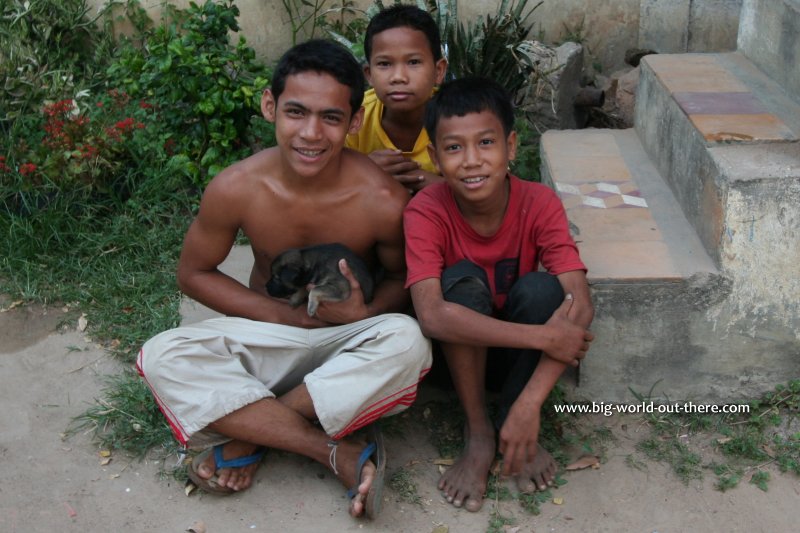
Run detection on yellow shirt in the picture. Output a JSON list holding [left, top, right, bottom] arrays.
[[346, 88, 437, 174]]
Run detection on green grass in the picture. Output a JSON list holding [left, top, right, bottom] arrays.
[[1, 173, 196, 462], [388, 467, 423, 506], [625, 380, 800, 491]]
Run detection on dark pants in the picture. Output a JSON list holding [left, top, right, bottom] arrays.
[[440, 260, 564, 428]]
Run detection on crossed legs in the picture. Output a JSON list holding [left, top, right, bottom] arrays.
[[196, 384, 376, 516]]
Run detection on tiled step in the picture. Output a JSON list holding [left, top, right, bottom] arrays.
[[635, 51, 800, 265], [738, 0, 800, 104], [540, 128, 718, 283], [539, 128, 738, 402]]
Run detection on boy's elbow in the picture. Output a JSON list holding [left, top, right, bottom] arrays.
[[414, 307, 442, 339]]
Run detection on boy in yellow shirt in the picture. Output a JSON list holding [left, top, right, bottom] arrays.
[[346, 4, 447, 192]]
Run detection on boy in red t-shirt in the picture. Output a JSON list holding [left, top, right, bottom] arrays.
[[404, 77, 595, 512]]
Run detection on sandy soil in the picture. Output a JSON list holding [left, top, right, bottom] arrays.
[[2, 258, 799, 532]]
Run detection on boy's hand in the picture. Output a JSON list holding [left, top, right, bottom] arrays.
[[543, 294, 594, 365], [312, 259, 369, 325], [369, 149, 419, 176], [499, 401, 541, 476], [368, 150, 444, 192], [396, 169, 445, 193]]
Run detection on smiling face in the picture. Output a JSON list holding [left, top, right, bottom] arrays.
[[428, 110, 517, 207], [365, 26, 446, 114], [262, 71, 363, 178]]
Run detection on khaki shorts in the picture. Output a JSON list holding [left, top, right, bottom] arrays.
[[137, 313, 431, 448]]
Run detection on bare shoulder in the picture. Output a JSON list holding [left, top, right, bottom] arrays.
[[198, 148, 280, 223], [342, 148, 409, 217]]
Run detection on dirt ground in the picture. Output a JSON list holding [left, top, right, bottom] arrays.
[[2, 260, 799, 532]]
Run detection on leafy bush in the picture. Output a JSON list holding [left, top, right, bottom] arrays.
[[443, 0, 542, 100], [0, 0, 115, 123], [1, 90, 177, 214], [107, 0, 273, 184]]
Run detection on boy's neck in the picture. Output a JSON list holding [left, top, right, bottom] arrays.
[[455, 176, 511, 237], [381, 106, 425, 152]]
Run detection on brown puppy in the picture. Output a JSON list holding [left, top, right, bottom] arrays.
[[266, 243, 375, 317]]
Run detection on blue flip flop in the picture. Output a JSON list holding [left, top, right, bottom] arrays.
[[346, 425, 386, 519], [188, 444, 267, 495]]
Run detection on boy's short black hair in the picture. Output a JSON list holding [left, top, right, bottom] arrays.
[[271, 39, 365, 117], [425, 77, 515, 144], [364, 4, 442, 62]]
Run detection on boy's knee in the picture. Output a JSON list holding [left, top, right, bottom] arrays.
[[441, 260, 492, 315], [505, 272, 564, 324], [380, 314, 433, 366]]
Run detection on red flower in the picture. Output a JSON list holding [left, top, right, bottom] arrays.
[[139, 100, 154, 110], [19, 163, 37, 176]]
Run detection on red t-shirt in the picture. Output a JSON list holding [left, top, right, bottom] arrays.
[[404, 175, 586, 310]]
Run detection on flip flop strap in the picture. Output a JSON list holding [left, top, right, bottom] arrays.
[[213, 444, 266, 469], [346, 442, 377, 499]]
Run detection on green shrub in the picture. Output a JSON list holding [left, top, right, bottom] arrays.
[[107, 0, 273, 185]]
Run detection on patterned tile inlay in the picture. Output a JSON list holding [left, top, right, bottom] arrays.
[[556, 181, 648, 209]]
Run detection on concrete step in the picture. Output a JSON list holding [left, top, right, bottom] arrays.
[[541, 128, 718, 283], [635, 51, 800, 265], [738, 0, 800, 104], [540, 128, 740, 401]]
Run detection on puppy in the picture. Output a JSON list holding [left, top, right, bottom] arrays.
[[266, 243, 374, 317]]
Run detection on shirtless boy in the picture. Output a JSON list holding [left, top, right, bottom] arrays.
[[137, 39, 431, 519], [404, 77, 594, 512], [346, 4, 447, 192]]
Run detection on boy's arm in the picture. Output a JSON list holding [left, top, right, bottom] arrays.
[[500, 272, 593, 475], [177, 179, 324, 328], [557, 269, 594, 328], [410, 278, 591, 363], [498, 356, 566, 476]]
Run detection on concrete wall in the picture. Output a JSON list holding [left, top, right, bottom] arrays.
[[738, 0, 800, 104], [88, 0, 743, 74]]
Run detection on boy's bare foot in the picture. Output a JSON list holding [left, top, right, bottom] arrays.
[[515, 444, 557, 493], [193, 439, 264, 492], [438, 425, 496, 512]]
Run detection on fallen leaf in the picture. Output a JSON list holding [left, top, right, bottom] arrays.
[[185, 480, 197, 496], [433, 458, 455, 466], [503, 527, 521, 533], [553, 497, 564, 505], [100, 457, 112, 466], [431, 526, 449, 533], [64, 502, 77, 518], [1, 300, 23, 313], [77, 313, 88, 332], [109, 474, 120, 479], [122, 306, 134, 314], [99, 450, 112, 458], [716, 437, 732, 445], [565, 455, 600, 471], [186, 520, 206, 533]]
